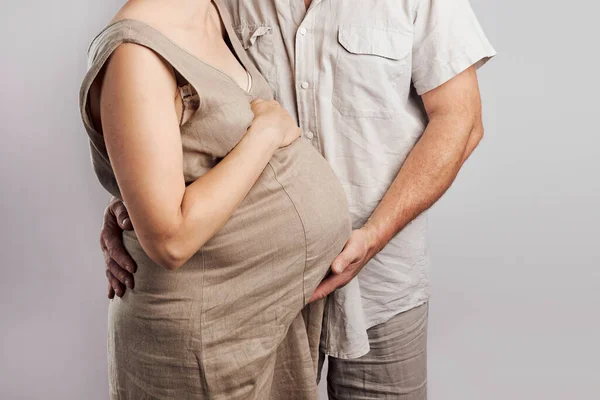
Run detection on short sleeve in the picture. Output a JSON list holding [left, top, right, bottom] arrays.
[[411, 0, 496, 95]]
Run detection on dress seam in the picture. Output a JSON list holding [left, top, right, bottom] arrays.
[[267, 161, 308, 306], [197, 247, 210, 395]]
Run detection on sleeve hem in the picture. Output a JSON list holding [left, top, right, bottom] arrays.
[[413, 48, 497, 95]]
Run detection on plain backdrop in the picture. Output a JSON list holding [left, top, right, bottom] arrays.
[[1, 1, 598, 399]]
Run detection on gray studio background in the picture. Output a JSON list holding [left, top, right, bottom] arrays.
[[1, 1, 598, 399]]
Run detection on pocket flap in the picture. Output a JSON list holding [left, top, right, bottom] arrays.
[[338, 25, 412, 60], [234, 25, 273, 50]]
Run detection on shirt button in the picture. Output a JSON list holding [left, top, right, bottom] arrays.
[[299, 27, 307, 35], [301, 81, 309, 89], [306, 131, 314, 139]]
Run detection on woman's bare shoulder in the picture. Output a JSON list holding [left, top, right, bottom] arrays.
[[109, 0, 166, 28], [97, 0, 178, 89]]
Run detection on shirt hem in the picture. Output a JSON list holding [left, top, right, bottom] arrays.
[[321, 341, 371, 360], [364, 296, 430, 331], [321, 293, 431, 360]]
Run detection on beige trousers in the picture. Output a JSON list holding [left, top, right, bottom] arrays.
[[319, 303, 429, 400]]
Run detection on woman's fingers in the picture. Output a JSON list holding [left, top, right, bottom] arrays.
[[250, 98, 265, 113]]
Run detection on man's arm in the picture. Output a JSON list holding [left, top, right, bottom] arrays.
[[309, 66, 484, 302], [364, 66, 483, 255]]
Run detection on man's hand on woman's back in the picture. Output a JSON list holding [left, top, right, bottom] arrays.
[[99, 99, 299, 298], [101, 198, 136, 298]]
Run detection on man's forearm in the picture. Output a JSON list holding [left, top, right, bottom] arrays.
[[362, 114, 483, 256]]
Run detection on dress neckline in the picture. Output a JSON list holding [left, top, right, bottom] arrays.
[[97, 1, 253, 95]]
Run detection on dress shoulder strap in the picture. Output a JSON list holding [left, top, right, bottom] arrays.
[[80, 19, 201, 126]]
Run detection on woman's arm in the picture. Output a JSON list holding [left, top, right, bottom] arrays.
[[100, 43, 299, 270]]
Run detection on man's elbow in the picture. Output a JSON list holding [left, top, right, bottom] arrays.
[[461, 116, 485, 162], [470, 119, 485, 147]]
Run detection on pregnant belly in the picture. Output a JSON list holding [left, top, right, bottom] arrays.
[[266, 139, 353, 301], [203, 138, 351, 263], [122, 139, 351, 303], [111, 140, 351, 392]]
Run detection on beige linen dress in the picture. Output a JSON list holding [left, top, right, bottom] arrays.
[[78, 2, 351, 399]]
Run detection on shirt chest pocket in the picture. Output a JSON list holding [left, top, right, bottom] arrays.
[[233, 24, 278, 95], [332, 25, 412, 119]]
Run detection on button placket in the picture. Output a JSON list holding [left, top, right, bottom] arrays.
[[294, 5, 321, 151]]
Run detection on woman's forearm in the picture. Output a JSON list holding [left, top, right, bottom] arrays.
[[100, 44, 291, 271], [144, 126, 280, 270]]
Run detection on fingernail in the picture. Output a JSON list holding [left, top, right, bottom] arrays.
[[333, 263, 342, 273], [124, 279, 131, 288], [122, 218, 130, 226]]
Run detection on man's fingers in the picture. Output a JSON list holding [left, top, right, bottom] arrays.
[[111, 200, 133, 230], [332, 241, 361, 274], [308, 272, 351, 303], [101, 202, 137, 275], [107, 259, 134, 289], [309, 228, 372, 303], [108, 281, 115, 299], [100, 199, 136, 297], [119, 217, 133, 230], [101, 236, 134, 289], [106, 269, 126, 297], [104, 231, 137, 274], [101, 236, 118, 298], [332, 251, 352, 274]]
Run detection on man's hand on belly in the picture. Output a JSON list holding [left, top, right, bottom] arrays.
[[307, 227, 377, 303], [307, 68, 486, 305], [101, 198, 137, 298]]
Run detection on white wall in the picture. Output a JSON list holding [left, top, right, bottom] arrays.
[[427, 1, 600, 398], [0, 1, 598, 399], [0, 2, 123, 399]]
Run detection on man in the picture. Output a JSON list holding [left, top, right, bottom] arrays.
[[99, 0, 495, 398]]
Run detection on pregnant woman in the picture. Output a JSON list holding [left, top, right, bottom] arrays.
[[78, 0, 351, 398]]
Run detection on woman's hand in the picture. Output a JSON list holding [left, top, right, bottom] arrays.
[[250, 99, 301, 147], [98, 45, 302, 272]]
